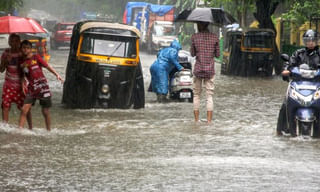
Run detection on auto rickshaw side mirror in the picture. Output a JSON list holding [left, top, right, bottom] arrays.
[[280, 54, 289, 62]]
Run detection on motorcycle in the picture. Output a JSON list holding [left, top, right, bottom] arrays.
[[169, 50, 194, 102], [277, 54, 320, 137]]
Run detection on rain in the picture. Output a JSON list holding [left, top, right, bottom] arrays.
[[0, 0, 320, 191]]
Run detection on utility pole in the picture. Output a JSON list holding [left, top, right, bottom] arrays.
[[158, 0, 160, 5]]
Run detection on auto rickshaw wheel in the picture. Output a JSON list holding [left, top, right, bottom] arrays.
[[132, 62, 145, 109], [220, 62, 227, 75], [265, 65, 273, 76]]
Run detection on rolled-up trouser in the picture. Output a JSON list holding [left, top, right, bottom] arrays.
[[193, 76, 214, 111]]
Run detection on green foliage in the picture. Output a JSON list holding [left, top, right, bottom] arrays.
[[163, 0, 197, 46], [0, 0, 23, 12], [282, 0, 320, 25], [21, 0, 146, 22], [204, 0, 255, 19], [178, 22, 195, 47], [164, 0, 197, 13]]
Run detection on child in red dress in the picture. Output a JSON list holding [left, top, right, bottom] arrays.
[[0, 34, 32, 128], [18, 40, 63, 131]]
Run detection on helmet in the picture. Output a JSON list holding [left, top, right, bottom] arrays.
[[303, 29, 319, 45]]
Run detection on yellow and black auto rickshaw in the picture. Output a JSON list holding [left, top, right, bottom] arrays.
[[62, 21, 145, 109], [222, 28, 280, 76], [221, 29, 242, 75]]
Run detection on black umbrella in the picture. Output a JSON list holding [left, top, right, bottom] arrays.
[[175, 8, 236, 26]]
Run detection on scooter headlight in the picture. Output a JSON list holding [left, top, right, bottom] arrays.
[[101, 84, 109, 93], [314, 89, 320, 100], [289, 86, 314, 106]]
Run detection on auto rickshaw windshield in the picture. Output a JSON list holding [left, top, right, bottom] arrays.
[[80, 33, 137, 58], [243, 35, 273, 48]]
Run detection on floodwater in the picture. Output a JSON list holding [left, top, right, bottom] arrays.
[[0, 49, 320, 192]]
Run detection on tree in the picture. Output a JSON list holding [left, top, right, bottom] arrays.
[[204, 0, 287, 32], [0, 0, 23, 14], [253, 0, 280, 33], [163, 0, 198, 46], [21, 0, 130, 22], [163, 0, 198, 13], [282, 0, 320, 26], [205, 0, 255, 29]]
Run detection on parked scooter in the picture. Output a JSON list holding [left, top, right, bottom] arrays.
[[277, 54, 320, 137], [169, 50, 194, 102]]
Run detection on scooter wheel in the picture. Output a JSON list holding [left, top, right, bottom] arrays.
[[299, 121, 312, 136]]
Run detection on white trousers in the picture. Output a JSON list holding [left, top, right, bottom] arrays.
[[193, 76, 214, 111]]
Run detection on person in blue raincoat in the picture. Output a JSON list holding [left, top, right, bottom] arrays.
[[150, 40, 184, 102]]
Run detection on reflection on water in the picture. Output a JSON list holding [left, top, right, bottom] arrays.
[[0, 50, 320, 191]]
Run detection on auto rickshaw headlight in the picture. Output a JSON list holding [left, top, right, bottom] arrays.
[[268, 54, 273, 60], [101, 84, 109, 93]]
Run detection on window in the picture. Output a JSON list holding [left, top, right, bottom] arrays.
[[243, 34, 273, 48], [60, 24, 74, 31], [153, 25, 176, 36], [80, 33, 137, 58]]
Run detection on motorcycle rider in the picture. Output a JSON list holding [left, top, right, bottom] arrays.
[[277, 29, 320, 135], [282, 29, 320, 75], [149, 40, 184, 102]]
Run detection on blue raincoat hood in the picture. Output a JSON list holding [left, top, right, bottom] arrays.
[[170, 40, 182, 51]]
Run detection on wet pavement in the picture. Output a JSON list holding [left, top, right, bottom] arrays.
[[0, 48, 320, 191]]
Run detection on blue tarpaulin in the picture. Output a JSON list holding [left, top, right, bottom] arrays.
[[124, 2, 151, 24], [147, 4, 174, 16], [124, 2, 174, 24]]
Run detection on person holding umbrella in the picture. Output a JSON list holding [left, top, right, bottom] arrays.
[[191, 22, 220, 123], [0, 34, 32, 128], [175, 7, 236, 123], [0, 16, 46, 128]]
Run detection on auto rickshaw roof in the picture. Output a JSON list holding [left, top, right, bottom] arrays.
[[80, 22, 140, 38]]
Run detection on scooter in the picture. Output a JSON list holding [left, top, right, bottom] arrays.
[[277, 54, 320, 137], [169, 50, 194, 102]]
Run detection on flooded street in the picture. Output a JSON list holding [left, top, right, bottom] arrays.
[[0, 49, 320, 191]]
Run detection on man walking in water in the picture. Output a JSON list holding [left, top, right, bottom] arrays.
[[190, 22, 220, 123]]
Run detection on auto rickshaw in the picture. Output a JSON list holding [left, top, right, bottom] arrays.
[[62, 21, 145, 109], [20, 33, 51, 62], [221, 29, 242, 75], [221, 28, 279, 76]]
